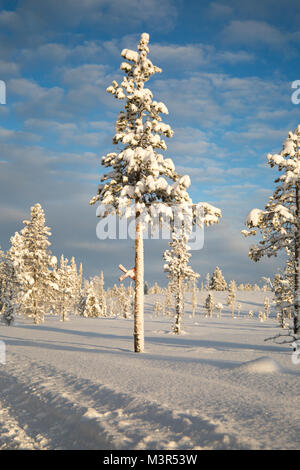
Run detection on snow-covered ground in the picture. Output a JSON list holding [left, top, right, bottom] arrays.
[[0, 290, 299, 450]]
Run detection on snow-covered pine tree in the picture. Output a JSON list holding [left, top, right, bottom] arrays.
[[205, 273, 210, 291], [210, 266, 227, 291], [163, 233, 199, 334], [56, 255, 76, 322], [2, 232, 25, 321], [264, 297, 270, 319], [11, 204, 56, 324], [273, 262, 293, 328], [204, 292, 214, 318], [154, 300, 163, 317], [98, 271, 107, 316], [69, 256, 82, 314], [82, 283, 102, 318], [90, 33, 221, 352], [227, 281, 236, 316], [0, 248, 20, 325], [165, 283, 173, 317], [228, 280, 237, 291], [144, 281, 149, 295], [116, 284, 132, 318], [215, 302, 223, 318], [76, 262, 83, 313], [78, 294, 87, 317], [192, 278, 198, 317], [242, 126, 300, 340]]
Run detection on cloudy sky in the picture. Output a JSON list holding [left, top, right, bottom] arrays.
[[0, 0, 300, 286]]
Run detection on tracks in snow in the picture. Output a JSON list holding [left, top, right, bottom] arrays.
[[0, 353, 251, 450]]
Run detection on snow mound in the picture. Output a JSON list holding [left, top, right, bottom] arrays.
[[236, 357, 282, 374]]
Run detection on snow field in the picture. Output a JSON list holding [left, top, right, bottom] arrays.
[[0, 290, 299, 450]]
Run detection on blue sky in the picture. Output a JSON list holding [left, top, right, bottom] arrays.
[[0, 0, 300, 286]]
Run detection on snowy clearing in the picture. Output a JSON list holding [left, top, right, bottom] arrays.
[[0, 291, 299, 450]]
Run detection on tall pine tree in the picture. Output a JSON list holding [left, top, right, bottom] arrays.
[[242, 126, 300, 339], [90, 33, 221, 352]]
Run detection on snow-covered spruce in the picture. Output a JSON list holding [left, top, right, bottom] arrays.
[[9, 204, 57, 324], [191, 279, 198, 317], [81, 283, 102, 318], [227, 282, 236, 317], [210, 266, 227, 291], [0, 248, 20, 325], [273, 258, 294, 328], [164, 233, 199, 334], [204, 292, 214, 318], [90, 33, 221, 351], [55, 255, 80, 322], [242, 126, 300, 339]]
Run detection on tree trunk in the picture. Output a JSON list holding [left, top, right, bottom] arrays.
[[174, 276, 183, 334], [294, 183, 300, 337], [134, 213, 144, 352]]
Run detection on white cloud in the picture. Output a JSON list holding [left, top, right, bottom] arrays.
[[222, 20, 287, 48], [206, 2, 234, 18]]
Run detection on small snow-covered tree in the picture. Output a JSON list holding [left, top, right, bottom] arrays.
[[90, 271, 107, 316], [210, 266, 227, 291], [264, 297, 270, 319], [116, 284, 132, 318], [0, 249, 20, 325], [154, 300, 163, 317], [204, 292, 214, 317], [227, 282, 236, 317], [164, 233, 199, 334], [82, 284, 102, 318], [56, 255, 76, 322], [191, 279, 198, 317], [205, 273, 210, 291], [228, 280, 237, 291], [78, 294, 87, 317], [215, 302, 223, 318], [90, 33, 221, 352], [144, 281, 149, 295], [273, 262, 293, 328], [149, 282, 161, 294], [10, 204, 56, 324], [165, 283, 173, 316]]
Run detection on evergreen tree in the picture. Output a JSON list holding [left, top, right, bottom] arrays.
[[11, 204, 56, 324], [163, 233, 199, 334], [0, 249, 20, 325], [242, 125, 300, 339], [227, 281, 236, 317], [204, 292, 214, 317], [210, 266, 227, 291], [205, 273, 210, 291], [56, 255, 76, 322], [90, 33, 221, 352], [83, 284, 102, 318], [191, 278, 198, 317]]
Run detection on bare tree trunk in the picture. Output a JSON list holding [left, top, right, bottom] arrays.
[[294, 183, 300, 337], [134, 213, 144, 352]]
